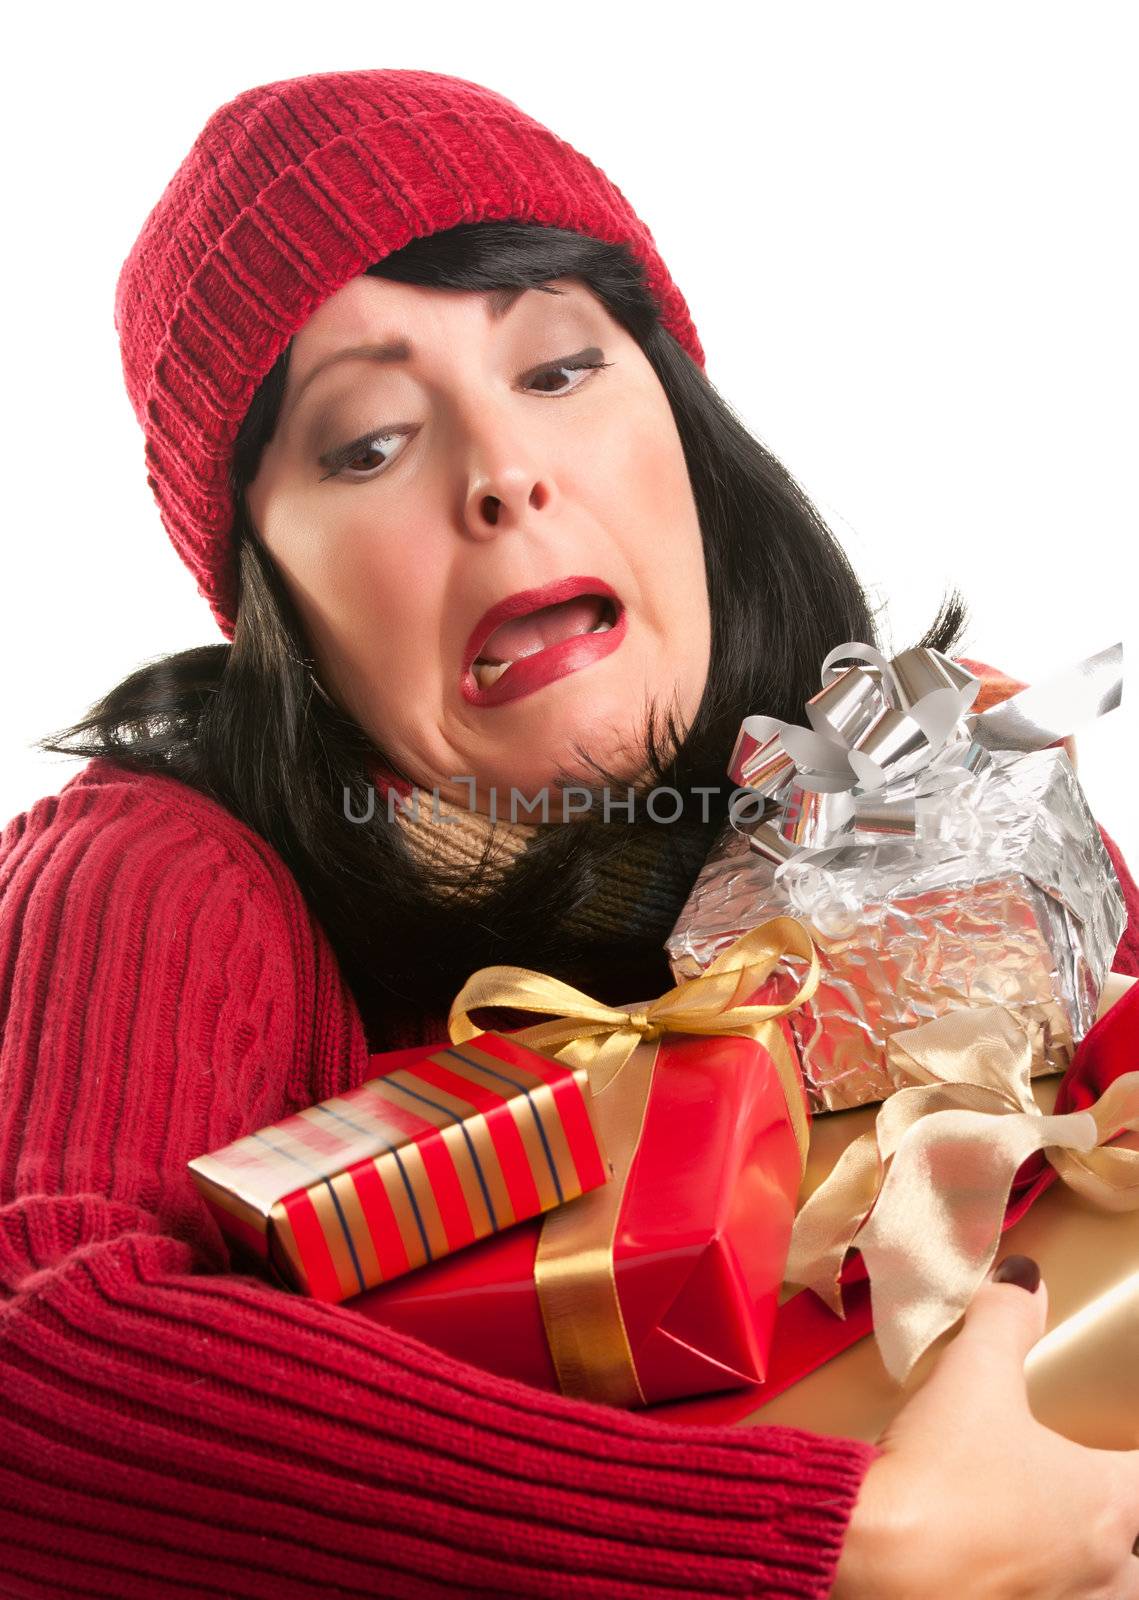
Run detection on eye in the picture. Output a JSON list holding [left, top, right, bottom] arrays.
[[319, 429, 412, 483], [319, 350, 614, 483], [523, 348, 614, 395]]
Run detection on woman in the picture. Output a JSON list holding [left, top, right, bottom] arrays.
[[2, 68, 1137, 1599]]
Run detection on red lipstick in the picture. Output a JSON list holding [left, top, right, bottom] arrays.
[[460, 576, 627, 709]]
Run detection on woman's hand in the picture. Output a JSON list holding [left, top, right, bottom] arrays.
[[830, 1255, 1139, 1599]]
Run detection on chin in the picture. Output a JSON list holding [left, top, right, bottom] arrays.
[[501, 735, 654, 804]]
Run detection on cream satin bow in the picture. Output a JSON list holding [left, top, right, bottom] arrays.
[[784, 1003, 1139, 1382]]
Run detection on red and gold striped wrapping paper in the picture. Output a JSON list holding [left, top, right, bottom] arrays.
[[188, 1031, 609, 1302]]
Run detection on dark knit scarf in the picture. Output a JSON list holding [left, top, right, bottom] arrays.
[[371, 786, 716, 1053]]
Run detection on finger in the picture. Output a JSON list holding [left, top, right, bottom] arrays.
[[928, 1254, 1050, 1402], [962, 1253, 1049, 1350]]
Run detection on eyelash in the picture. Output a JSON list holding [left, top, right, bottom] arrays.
[[317, 351, 615, 482]]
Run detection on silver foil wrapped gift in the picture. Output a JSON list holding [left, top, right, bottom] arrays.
[[666, 642, 1126, 1112]]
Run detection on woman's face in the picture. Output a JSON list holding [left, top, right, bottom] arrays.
[[246, 271, 712, 810]]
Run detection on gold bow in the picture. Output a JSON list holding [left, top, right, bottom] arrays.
[[447, 916, 822, 1405], [784, 1003, 1139, 1384]]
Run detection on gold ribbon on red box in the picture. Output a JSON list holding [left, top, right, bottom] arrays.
[[447, 915, 822, 1406]]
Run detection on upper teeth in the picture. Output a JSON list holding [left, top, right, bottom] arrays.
[[472, 615, 614, 691]]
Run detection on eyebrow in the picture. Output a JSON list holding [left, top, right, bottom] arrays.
[[286, 284, 560, 421]]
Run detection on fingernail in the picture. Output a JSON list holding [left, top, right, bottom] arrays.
[[991, 1254, 1041, 1294]]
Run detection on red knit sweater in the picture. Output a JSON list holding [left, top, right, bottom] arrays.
[[2, 758, 1136, 1599], [0, 759, 878, 1600]]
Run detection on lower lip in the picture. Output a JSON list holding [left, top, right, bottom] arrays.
[[461, 607, 628, 708]]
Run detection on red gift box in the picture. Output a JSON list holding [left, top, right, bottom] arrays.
[[352, 1019, 805, 1408], [191, 916, 824, 1409]]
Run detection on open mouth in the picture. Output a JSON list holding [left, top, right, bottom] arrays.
[[460, 580, 628, 708], [470, 594, 620, 690]]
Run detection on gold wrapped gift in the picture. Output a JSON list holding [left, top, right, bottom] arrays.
[[749, 974, 1139, 1449], [744, 1077, 1139, 1447], [651, 976, 1138, 1447]]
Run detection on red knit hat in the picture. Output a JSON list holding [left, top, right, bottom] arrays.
[[115, 68, 706, 640]]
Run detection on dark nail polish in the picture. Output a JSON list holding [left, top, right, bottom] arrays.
[[991, 1254, 1041, 1294]]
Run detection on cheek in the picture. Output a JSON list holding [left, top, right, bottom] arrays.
[[250, 470, 451, 768], [596, 394, 707, 613], [622, 401, 711, 700], [261, 489, 447, 701], [596, 388, 700, 546]]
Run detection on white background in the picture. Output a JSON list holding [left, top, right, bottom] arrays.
[[3, 3, 1136, 867]]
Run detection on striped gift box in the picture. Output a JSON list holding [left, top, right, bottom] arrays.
[[188, 1031, 610, 1302]]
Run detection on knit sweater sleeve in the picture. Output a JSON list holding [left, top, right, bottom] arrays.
[[0, 764, 878, 1600]]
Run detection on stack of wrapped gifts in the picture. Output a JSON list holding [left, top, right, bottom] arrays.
[[190, 915, 822, 1408], [190, 641, 1139, 1440]]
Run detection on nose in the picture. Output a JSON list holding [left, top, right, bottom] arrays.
[[460, 410, 559, 540]]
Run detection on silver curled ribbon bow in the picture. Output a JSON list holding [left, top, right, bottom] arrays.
[[727, 640, 1123, 879]]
